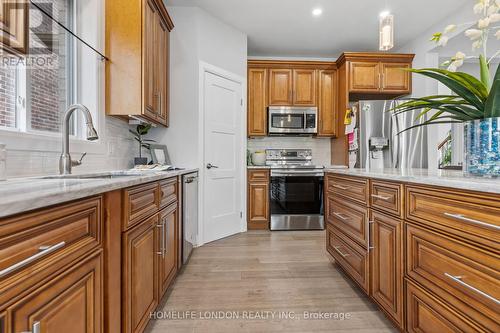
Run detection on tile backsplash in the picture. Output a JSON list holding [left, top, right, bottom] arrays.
[[4, 117, 136, 178], [247, 137, 331, 166]]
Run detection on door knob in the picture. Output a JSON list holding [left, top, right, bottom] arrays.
[[206, 163, 219, 169]]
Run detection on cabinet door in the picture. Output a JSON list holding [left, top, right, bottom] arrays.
[[381, 62, 411, 93], [247, 68, 268, 136], [247, 170, 269, 230], [370, 210, 403, 328], [318, 70, 337, 137], [0, 0, 28, 53], [157, 204, 178, 299], [8, 251, 103, 333], [293, 69, 316, 106], [122, 215, 158, 333], [349, 62, 380, 92], [156, 15, 170, 126], [143, 0, 158, 120], [269, 69, 293, 105]]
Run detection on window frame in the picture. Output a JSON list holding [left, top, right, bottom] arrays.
[[0, 0, 106, 155]]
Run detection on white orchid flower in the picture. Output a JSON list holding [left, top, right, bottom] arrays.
[[455, 51, 466, 60], [478, 18, 490, 28], [474, 3, 484, 14], [448, 63, 458, 72], [489, 13, 500, 22], [497, 0, 500, 7], [487, 5, 499, 15], [465, 29, 483, 40], [444, 24, 457, 33], [472, 40, 483, 49], [438, 35, 449, 46]]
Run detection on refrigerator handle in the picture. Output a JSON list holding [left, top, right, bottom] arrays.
[[393, 115, 400, 169]]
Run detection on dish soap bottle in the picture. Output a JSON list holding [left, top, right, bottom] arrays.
[[0, 144, 6, 181]]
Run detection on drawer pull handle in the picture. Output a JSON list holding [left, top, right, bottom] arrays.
[[156, 223, 165, 257], [0, 241, 66, 278], [333, 184, 349, 190], [371, 194, 392, 201], [444, 273, 500, 305], [333, 212, 349, 221], [443, 213, 500, 231], [333, 246, 350, 257]]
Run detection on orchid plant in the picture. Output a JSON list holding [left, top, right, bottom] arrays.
[[392, 0, 500, 132]]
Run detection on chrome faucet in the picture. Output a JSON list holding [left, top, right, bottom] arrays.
[[59, 104, 99, 175]]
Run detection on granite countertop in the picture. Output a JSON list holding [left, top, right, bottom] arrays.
[[0, 169, 198, 218], [324, 168, 500, 195], [247, 165, 271, 169]]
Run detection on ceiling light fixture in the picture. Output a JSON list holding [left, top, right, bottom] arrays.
[[379, 11, 394, 51], [312, 8, 323, 16]]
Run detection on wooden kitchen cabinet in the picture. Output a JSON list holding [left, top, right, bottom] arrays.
[[318, 70, 337, 137], [157, 203, 178, 299], [381, 62, 412, 93], [269, 69, 293, 105], [370, 210, 403, 327], [293, 69, 317, 106], [106, 0, 174, 126], [247, 169, 270, 230], [0, 0, 28, 54], [6, 251, 103, 333], [122, 214, 158, 333], [349, 62, 380, 92], [247, 68, 268, 136]]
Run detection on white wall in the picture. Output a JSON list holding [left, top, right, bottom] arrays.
[[396, 5, 477, 171], [150, 6, 247, 168]]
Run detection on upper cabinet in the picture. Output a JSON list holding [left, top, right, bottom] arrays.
[[293, 69, 317, 106], [0, 0, 28, 54], [318, 70, 337, 137], [106, 0, 174, 126], [269, 69, 293, 105], [341, 53, 414, 95], [248, 68, 268, 136]]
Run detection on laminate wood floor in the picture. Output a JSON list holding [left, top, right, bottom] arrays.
[[147, 230, 397, 333]]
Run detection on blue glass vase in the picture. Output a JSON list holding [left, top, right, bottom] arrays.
[[464, 117, 500, 177]]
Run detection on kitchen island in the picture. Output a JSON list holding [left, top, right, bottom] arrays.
[[324, 168, 499, 332]]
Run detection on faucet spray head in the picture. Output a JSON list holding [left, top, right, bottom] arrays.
[[86, 124, 99, 141]]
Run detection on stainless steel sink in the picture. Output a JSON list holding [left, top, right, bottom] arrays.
[[41, 172, 144, 180]]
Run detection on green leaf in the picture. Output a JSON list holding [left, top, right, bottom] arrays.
[[484, 64, 500, 118], [397, 120, 462, 135], [408, 69, 485, 111], [479, 54, 490, 89]]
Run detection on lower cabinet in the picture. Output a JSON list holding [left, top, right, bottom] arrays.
[[247, 169, 270, 230], [6, 251, 103, 333], [370, 210, 403, 327], [406, 280, 483, 333], [122, 214, 159, 333], [157, 203, 178, 299]]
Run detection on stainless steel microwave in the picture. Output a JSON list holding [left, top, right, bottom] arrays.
[[268, 107, 318, 135]]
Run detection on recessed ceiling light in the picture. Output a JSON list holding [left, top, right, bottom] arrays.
[[380, 10, 390, 18], [312, 8, 323, 16]]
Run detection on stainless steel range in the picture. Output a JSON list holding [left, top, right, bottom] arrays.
[[267, 149, 324, 231]]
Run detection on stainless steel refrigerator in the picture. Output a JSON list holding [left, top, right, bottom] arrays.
[[350, 100, 428, 169]]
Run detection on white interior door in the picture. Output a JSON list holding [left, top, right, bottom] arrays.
[[203, 70, 243, 244]]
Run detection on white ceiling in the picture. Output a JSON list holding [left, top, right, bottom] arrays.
[[166, 0, 469, 58]]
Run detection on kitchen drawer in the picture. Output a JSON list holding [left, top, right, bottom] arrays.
[[0, 197, 102, 307], [406, 224, 500, 332], [327, 196, 368, 248], [326, 225, 369, 293], [406, 280, 485, 333], [159, 177, 178, 209], [123, 182, 159, 230], [406, 185, 500, 251], [326, 175, 368, 205], [248, 169, 269, 182], [370, 180, 403, 217]]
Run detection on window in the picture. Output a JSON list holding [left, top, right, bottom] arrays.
[[0, 0, 103, 140]]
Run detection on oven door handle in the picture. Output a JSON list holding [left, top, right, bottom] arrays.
[[271, 172, 324, 177]]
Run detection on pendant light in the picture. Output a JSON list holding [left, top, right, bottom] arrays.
[[379, 11, 394, 51]]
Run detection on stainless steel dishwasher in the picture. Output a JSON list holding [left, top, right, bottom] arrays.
[[182, 172, 198, 264]]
